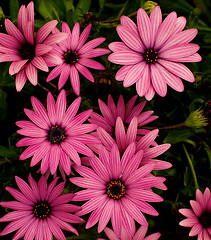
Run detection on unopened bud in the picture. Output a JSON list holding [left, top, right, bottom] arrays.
[[143, 1, 158, 14], [185, 109, 208, 128]]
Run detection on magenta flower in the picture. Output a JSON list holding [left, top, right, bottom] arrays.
[[86, 121, 171, 173], [0, 174, 84, 239], [179, 188, 211, 240], [70, 143, 165, 236], [108, 6, 201, 100], [16, 90, 100, 175], [0, 1, 68, 91], [46, 22, 110, 95], [104, 225, 161, 240], [88, 94, 158, 140]]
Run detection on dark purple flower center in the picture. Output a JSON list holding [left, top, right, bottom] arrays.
[[106, 179, 126, 200], [20, 43, 35, 61], [64, 50, 79, 65], [48, 125, 66, 144], [143, 49, 158, 64], [199, 211, 211, 228], [33, 201, 51, 219]]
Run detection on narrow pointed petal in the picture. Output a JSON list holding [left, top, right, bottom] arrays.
[[25, 63, 37, 86], [154, 12, 177, 50], [35, 20, 58, 44], [31, 56, 49, 72], [108, 51, 143, 65], [137, 8, 152, 49], [78, 37, 106, 54], [15, 70, 27, 92], [5, 19, 25, 43], [76, 24, 91, 50]]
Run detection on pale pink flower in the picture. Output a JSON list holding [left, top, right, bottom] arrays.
[[108, 6, 202, 100], [179, 188, 211, 240], [104, 224, 161, 240], [0, 174, 84, 239], [46, 22, 110, 95], [0, 1, 68, 91], [88, 94, 158, 141], [16, 90, 100, 175], [70, 143, 165, 236], [84, 120, 171, 174]]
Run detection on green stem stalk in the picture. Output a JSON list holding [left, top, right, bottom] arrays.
[[182, 144, 199, 190]]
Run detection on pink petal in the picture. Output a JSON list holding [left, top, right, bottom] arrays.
[[75, 62, 94, 82], [78, 37, 106, 54], [47, 92, 56, 125], [35, 44, 52, 56], [81, 48, 110, 59], [61, 142, 81, 166], [42, 33, 68, 46], [0, 33, 22, 49], [56, 90, 66, 125], [25, 63, 37, 85], [150, 63, 167, 97], [158, 59, 195, 82], [123, 61, 146, 87], [76, 24, 91, 51], [23, 21, 34, 45], [71, 22, 80, 51], [154, 12, 177, 50], [109, 41, 132, 52], [35, 20, 58, 44], [136, 64, 151, 97], [117, 26, 145, 52], [108, 51, 143, 65], [46, 64, 65, 82], [98, 199, 114, 232], [9, 60, 28, 75], [120, 15, 139, 35], [5, 19, 25, 43], [31, 56, 49, 72], [137, 8, 152, 49], [121, 197, 148, 226], [15, 70, 27, 92], [69, 65, 80, 95], [150, 6, 162, 47], [78, 58, 105, 70]]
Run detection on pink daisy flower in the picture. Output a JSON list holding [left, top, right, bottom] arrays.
[[88, 94, 158, 140], [16, 89, 100, 175], [0, 174, 84, 239], [179, 187, 211, 240], [0, 1, 68, 92], [46, 22, 110, 95], [70, 143, 165, 236], [104, 224, 161, 240], [108, 6, 202, 100]]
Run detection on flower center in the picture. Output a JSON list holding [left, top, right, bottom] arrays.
[[33, 201, 51, 219], [106, 180, 126, 200], [199, 211, 211, 228], [20, 43, 35, 61], [64, 50, 79, 65], [48, 125, 66, 144], [143, 49, 158, 64]]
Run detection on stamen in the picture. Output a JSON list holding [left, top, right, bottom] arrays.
[[20, 43, 35, 61], [48, 125, 66, 144], [64, 50, 79, 65], [33, 201, 51, 219], [143, 49, 158, 64], [106, 179, 126, 200], [199, 211, 211, 228]]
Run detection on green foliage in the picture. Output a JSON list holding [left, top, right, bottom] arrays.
[[9, 0, 19, 22]]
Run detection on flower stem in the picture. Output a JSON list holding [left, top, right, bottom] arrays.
[[37, 83, 50, 92], [101, 11, 137, 23], [141, 122, 186, 130], [182, 144, 199, 190]]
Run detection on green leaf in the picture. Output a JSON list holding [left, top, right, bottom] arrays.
[[99, 0, 105, 8], [0, 89, 7, 120], [35, 0, 60, 21], [184, 166, 191, 186], [9, 0, 19, 22], [64, 0, 75, 27], [0, 145, 18, 158], [73, 0, 92, 23], [164, 128, 206, 144]]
